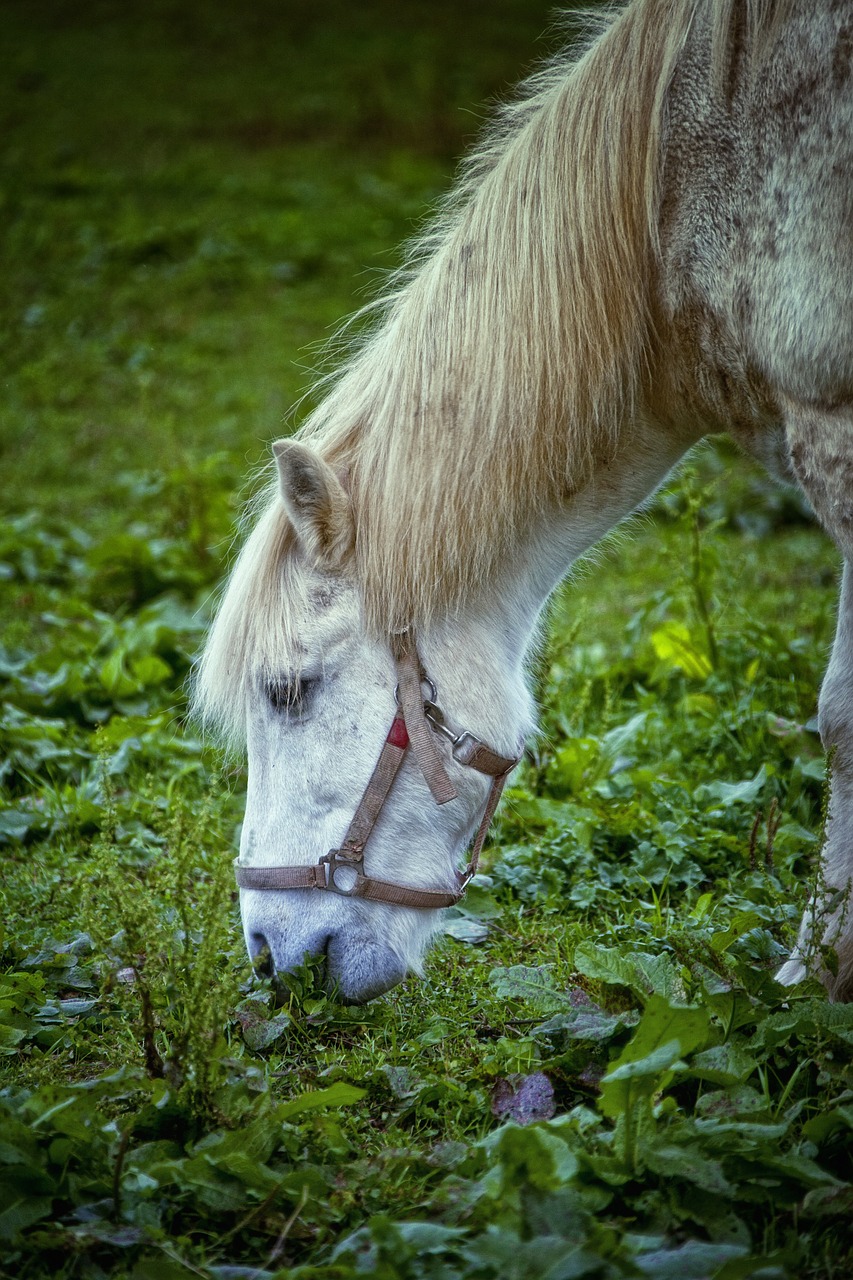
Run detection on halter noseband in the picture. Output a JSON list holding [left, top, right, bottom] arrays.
[[233, 634, 520, 910]]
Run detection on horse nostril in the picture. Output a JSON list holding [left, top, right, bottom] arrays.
[[249, 932, 274, 978]]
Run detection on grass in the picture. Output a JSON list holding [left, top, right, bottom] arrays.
[[2, 2, 853, 1277], [1, 0, 557, 514]]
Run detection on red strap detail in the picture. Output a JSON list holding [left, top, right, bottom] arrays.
[[386, 713, 409, 749]]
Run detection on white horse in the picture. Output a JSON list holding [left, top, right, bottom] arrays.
[[197, 0, 853, 1003]]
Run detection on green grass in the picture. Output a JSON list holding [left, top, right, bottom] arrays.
[[2, 2, 853, 1278], [1, 0, 557, 514]]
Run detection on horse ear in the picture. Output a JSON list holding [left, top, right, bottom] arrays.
[[272, 439, 354, 567]]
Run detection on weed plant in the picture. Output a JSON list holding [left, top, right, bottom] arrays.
[[81, 771, 241, 1111]]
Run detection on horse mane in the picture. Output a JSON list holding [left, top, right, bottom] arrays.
[[196, 0, 790, 739]]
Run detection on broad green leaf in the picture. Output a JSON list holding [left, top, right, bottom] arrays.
[[545, 738, 599, 796], [130, 653, 172, 686], [462, 1229, 603, 1278], [602, 1039, 684, 1087], [707, 911, 764, 953], [330, 1218, 466, 1265], [715, 1253, 791, 1280], [801, 1185, 853, 1218], [695, 1084, 768, 1121], [751, 1000, 853, 1049], [443, 918, 489, 943], [394, 1221, 468, 1251], [489, 965, 570, 1011], [688, 1042, 757, 1086], [157, 1154, 248, 1212], [634, 1241, 748, 1279], [796, 756, 826, 781], [202, 1150, 281, 1193], [0, 1025, 28, 1050], [601, 711, 648, 757], [694, 1117, 790, 1143], [754, 1153, 840, 1189], [99, 649, 138, 696], [803, 1104, 853, 1144], [695, 765, 770, 808], [574, 943, 684, 1002], [478, 1121, 580, 1194], [616, 996, 711, 1065], [599, 998, 711, 1122], [193, 1113, 283, 1167], [276, 1082, 365, 1122], [500, 790, 576, 830], [0, 810, 33, 843], [644, 1142, 734, 1194], [533, 1003, 635, 1046], [799, 1000, 853, 1043], [651, 622, 712, 678], [0, 1195, 54, 1240], [237, 1008, 291, 1051]]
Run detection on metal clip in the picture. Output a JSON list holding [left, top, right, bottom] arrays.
[[320, 849, 366, 896], [450, 731, 483, 764], [424, 700, 463, 746]]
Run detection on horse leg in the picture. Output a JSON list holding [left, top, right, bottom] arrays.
[[777, 404, 853, 998]]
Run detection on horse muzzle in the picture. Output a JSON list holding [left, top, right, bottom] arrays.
[[247, 919, 407, 1004]]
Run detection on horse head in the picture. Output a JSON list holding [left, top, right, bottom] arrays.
[[217, 440, 532, 1003]]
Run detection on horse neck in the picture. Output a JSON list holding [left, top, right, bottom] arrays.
[[434, 414, 698, 670]]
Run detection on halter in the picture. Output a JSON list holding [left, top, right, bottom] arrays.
[[233, 633, 519, 909]]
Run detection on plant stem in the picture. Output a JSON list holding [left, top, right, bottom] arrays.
[[690, 499, 719, 670]]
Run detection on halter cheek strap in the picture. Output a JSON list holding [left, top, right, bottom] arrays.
[[233, 638, 520, 909]]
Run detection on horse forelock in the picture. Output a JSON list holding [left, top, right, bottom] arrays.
[[196, 0, 798, 739], [194, 499, 308, 745]]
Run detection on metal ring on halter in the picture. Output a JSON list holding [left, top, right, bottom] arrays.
[[320, 850, 366, 896], [393, 676, 438, 707]]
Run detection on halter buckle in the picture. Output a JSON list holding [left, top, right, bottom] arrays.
[[320, 849, 366, 896]]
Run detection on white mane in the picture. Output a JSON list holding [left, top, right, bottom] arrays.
[[196, 0, 791, 740]]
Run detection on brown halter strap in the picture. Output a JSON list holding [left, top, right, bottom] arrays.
[[233, 635, 519, 909]]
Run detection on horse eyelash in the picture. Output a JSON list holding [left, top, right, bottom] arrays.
[[266, 675, 319, 715]]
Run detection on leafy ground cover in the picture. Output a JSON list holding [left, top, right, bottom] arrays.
[[3, 2, 853, 1277]]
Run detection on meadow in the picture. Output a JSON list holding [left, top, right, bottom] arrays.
[[2, 2, 853, 1276]]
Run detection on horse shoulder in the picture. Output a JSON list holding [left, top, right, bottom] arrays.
[[654, 2, 853, 456]]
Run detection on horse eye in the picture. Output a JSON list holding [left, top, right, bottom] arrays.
[[266, 675, 319, 716]]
